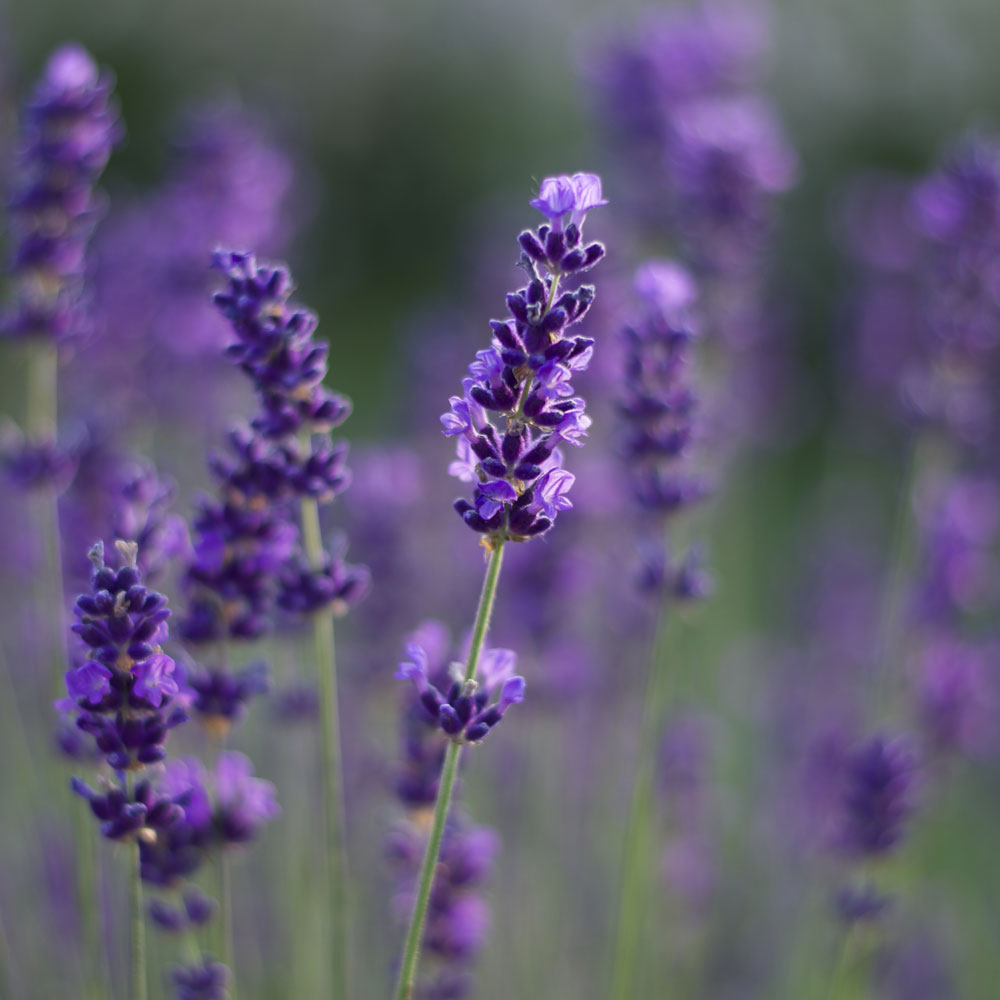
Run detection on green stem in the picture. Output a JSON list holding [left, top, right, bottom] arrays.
[[299, 487, 349, 999], [219, 852, 235, 997], [25, 339, 58, 439], [392, 541, 506, 1000], [128, 780, 147, 1000], [25, 342, 108, 997], [872, 431, 939, 721], [609, 606, 673, 1000], [825, 923, 874, 1000]]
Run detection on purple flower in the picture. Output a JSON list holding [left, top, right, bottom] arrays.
[[64, 661, 112, 706], [132, 652, 180, 708], [530, 172, 608, 232], [529, 175, 577, 222], [475, 480, 518, 520], [533, 468, 575, 518], [160, 759, 214, 831]]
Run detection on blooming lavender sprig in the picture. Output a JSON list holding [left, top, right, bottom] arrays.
[[58, 540, 186, 770], [202, 251, 369, 626], [394, 174, 605, 1000], [208, 249, 368, 995], [3, 44, 121, 342], [442, 172, 606, 543]]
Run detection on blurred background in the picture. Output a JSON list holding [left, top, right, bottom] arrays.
[[2, 0, 1000, 997]]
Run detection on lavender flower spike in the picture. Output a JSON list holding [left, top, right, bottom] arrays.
[[3, 44, 121, 342], [58, 540, 187, 771], [446, 173, 607, 545]]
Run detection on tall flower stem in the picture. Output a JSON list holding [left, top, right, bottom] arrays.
[[127, 776, 148, 1000], [299, 490, 349, 999], [219, 852, 235, 998], [872, 431, 941, 720], [610, 605, 674, 1000], [27, 341, 106, 996], [392, 541, 506, 1000], [24, 339, 66, 671]]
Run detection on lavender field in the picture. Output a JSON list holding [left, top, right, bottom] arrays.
[[2, 0, 1000, 997]]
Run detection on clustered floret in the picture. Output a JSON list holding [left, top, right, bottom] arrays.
[[396, 640, 525, 746], [442, 173, 606, 542]]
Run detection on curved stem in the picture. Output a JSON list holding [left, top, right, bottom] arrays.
[[609, 606, 673, 1000], [299, 489, 349, 999], [392, 541, 506, 1000]]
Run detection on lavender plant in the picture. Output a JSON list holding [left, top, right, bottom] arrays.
[[193, 250, 368, 996], [391, 172, 606, 999], [1, 43, 121, 648], [58, 539, 186, 999]]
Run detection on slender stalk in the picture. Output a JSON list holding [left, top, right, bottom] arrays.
[[609, 606, 674, 1000], [128, 779, 148, 1000], [25, 338, 59, 439], [0, 894, 24, 1000], [872, 431, 941, 721], [824, 923, 875, 1000], [210, 676, 236, 997], [25, 342, 106, 996], [392, 541, 506, 1000], [219, 852, 235, 997], [299, 485, 349, 999]]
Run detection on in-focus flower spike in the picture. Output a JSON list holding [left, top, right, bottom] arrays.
[[58, 539, 187, 771], [445, 174, 607, 544], [212, 251, 353, 438], [2, 44, 122, 342]]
